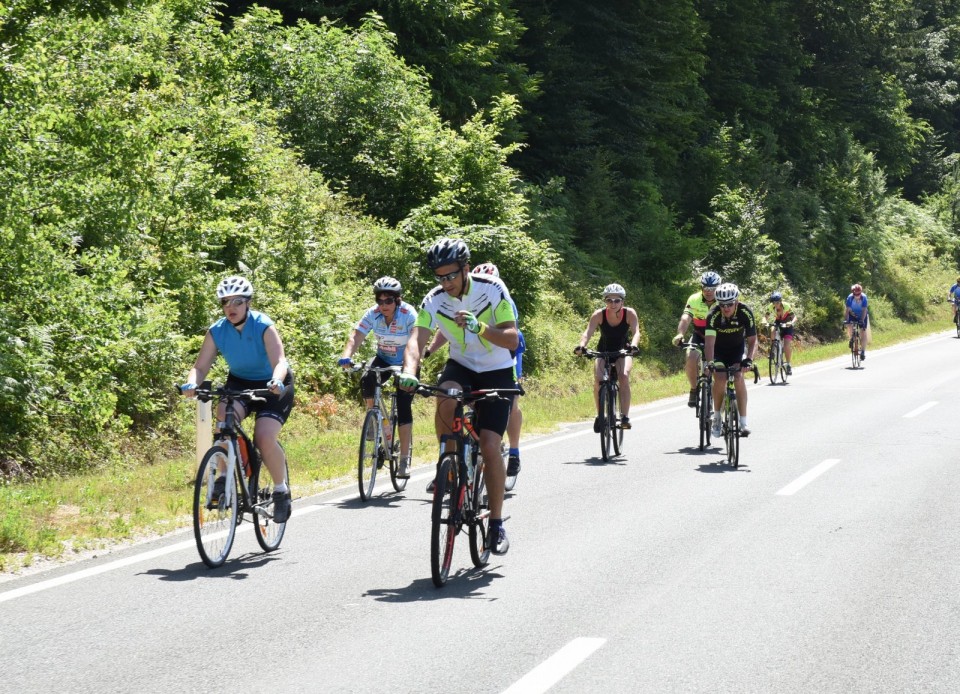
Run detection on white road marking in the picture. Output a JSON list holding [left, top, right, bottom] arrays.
[[776, 459, 841, 496], [501, 637, 606, 694], [903, 401, 938, 418]]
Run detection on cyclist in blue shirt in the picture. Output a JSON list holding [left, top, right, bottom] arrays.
[[339, 276, 419, 478], [843, 283, 869, 360], [948, 276, 960, 324], [181, 276, 294, 522]]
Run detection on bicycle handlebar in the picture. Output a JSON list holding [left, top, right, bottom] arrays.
[[345, 364, 401, 376], [579, 348, 637, 359], [191, 384, 272, 403], [706, 363, 761, 384], [415, 383, 522, 402]]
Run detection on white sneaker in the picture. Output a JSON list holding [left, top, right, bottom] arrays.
[[711, 417, 721, 439], [739, 417, 750, 437]]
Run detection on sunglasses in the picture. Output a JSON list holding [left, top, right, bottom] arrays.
[[604, 297, 623, 304], [376, 296, 397, 306], [220, 297, 248, 308], [434, 269, 462, 283], [719, 301, 736, 308]]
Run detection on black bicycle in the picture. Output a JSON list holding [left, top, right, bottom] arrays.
[[845, 320, 863, 369], [347, 364, 407, 501], [952, 298, 960, 338], [191, 383, 288, 568], [581, 349, 633, 461], [710, 363, 759, 469], [680, 342, 712, 451], [767, 321, 789, 384], [416, 384, 520, 587]]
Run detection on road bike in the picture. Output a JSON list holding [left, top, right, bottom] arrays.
[[416, 384, 520, 587], [767, 322, 789, 384], [348, 364, 407, 501], [581, 349, 634, 461], [845, 320, 863, 369], [952, 298, 960, 338], [679, 342, 712, 451], [712, 363, 760, 469], [192, 383, 288, 568]]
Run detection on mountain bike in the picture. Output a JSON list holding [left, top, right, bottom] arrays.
[[679, 342, 712, 451], [845, 320, 863, 369], [712, 363, 760, 469], [768, 322, 788, 384], [348, 364, 407, 501], [416, 384, 521, 587], [191, 383, 288, 568], [581, 349, 633, 461]]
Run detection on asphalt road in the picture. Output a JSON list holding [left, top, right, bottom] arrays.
[[2, 331, 959, 693]]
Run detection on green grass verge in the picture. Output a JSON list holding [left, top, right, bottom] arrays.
[[0, 309, 952, 573]]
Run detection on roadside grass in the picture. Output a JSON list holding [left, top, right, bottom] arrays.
[[0, 309, 952, 574]]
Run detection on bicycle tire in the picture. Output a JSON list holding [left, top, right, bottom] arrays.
[[851, 333, 861, 369], [778, 342, 789, 383], [698, 378, 711, 451], [768, 344, 777, 384], [387, 402, 407, 492], [955, 311, 959, 338], [431, 454, 461, 587], [193, 446, 238, 568], [252, 447, 288, 552], [599, 384, 611, 461], [358, 409, 380, 501], [726, 401, 740, 469], [610, 384, 624, 456], [468, 447, 490, 568]]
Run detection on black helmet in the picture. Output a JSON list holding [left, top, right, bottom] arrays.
[[426, 238, 470, 270]]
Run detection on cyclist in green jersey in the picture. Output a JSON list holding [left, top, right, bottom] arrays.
[[672, 271, 721, 407]]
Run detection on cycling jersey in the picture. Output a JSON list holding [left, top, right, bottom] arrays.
[[705, 303, 757, 352], [209, 310, 276, 381], [682, 292, 716, 337], [949, 284, 960, 301], [596, 308, 630, 352], [845, 293, 868, 320], [354, 301, 418, 366], [416, 275, 518, 372], [771, 301, 795, 323]]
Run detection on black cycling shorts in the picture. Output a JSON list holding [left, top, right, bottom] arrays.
[[437, 361, 515, 437], [360, 356, 415, 425], [225, 371, 294, 425]]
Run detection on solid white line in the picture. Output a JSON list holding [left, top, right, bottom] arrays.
[[501, 637, 606, 694], [776, 459, 841, 496], [0, 504, 325, 604], [903, 401, 938, 418]]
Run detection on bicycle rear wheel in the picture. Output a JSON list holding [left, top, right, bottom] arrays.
[[725, 402, 740, 469], [468, 449, 490, 568], [698, 379, 711, 451], [252, 448, 288, 552], [193, 446, 238, 568], [358, 409, 381, 501], [599, 385, 611, 461], [431, 454, 462, 587]]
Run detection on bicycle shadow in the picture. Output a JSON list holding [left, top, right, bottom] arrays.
[[330, 493, 419, 511], [696, 460, 750, 473], [363, 567, 503, 603], [565, 456, 627, 466], [139, 551, 283, 582], [670, 445, 718, 456]]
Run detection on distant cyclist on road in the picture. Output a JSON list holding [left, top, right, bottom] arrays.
[[672, 271, 721, 407], [948, 276, 960, 323], [843, 283, 869, 360], [764, 291, 796, 375], [338, 276, 418, 479], [180, 276, 294, 522], [399, 238, 519, 555], [704, 282, 758, 437], [574, 283, 641, 432]]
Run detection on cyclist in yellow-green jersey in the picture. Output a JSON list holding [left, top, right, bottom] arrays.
[[672, 271, 721, 407]]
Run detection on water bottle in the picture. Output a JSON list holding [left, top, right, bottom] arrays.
[[464, 439, 474, 485]]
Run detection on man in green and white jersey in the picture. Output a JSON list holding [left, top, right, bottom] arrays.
[[400, 238, 519, 555]]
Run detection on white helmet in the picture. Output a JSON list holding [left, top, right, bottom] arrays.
[[603, 283, 626, 298], [373, 276, 402, 295], [715, 282, 739, 302], [216, 276, 253, 299], [473, 262, 500, 278]]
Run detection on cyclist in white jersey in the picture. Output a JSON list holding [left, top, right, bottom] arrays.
[[399, 238, 519, 555], [339, 276, 418, 478]]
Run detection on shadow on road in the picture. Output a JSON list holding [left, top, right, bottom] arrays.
[[363, 567, 503, 603], [695, 461, 750, 473], [330, 493, 425, 511], [564, 456, 626, 466], [139, 552, 283, 582]]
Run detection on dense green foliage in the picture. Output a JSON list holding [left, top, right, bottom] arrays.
[[2, 0, 959, 477]]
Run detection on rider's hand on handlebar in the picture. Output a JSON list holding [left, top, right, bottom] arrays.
[[180, 382, 197, 397], [741, 358, 754, 370], [267, 378, 286, 396], [398, 372, 419, 391], [573, 345, 586, 356], [338, 357, 354, 368], [629, 345, 640, 356], [457, 310, 483, 334], [671, 333, 684, 347], [706, 361, 721, 372]]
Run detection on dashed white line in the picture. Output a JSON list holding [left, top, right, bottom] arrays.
[[501, 637, 606, 694], [903, 401, 938, 418], [776, 459, 841, 496]]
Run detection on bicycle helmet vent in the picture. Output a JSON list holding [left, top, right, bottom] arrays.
[[373, 276, 402, 295], [715, 283, 740, 302], [700, 271, 722, 288], [472, 263, 500, 278], [603, 283, 626, 298], [216, 276, 253, 299], [426, 238, 470, 270]]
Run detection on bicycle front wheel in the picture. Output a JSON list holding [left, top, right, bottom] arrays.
[[725, 403, 740, 469], [387, 410, 407, 493], [768, 344, 778, 384], [431, 454, 462, 587], [778, 344, 789, 383], [599, 385, 611, 461], [698, 379, 711, 451], [252, 447, 288, 552], [358, 409, 381, 501], [468, 448, 490, 567], [193, 446, 238, 568], [610, 384, 624, 456], [851, 335, 861, 369]]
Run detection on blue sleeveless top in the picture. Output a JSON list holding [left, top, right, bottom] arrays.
[[209, 310, 275, 381]]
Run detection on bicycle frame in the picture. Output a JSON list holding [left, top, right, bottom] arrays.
[[679, 342, 712, 450], [581, 349, 630, 461], [349, 364, 404, 500]]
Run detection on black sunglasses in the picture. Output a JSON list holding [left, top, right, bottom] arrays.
[[220, 297, 248, 307], [376, 296, 397, 306], [719, 301, 736, 308], [604, 297, 623, 304], [435, 269, 462, 283]]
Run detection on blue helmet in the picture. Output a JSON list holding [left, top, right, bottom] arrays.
[[700, 271, 721, 288]]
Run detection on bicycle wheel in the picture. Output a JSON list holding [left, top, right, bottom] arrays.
[[387, 408, 407, 493], [768, 344, 777, 384], [851, 334, 861, 369], [252, 447, 288, 552], [610, 384, 624, 456], [358, 409, 381, 501], [725, 401, 740, 469], [193, 446, 238, 568], [468, 448, 490, 568], [698, 378, 711, 451], [598, 385, 611, 461], [431, 454, 462, 587], [778, 343, 789, 383]]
